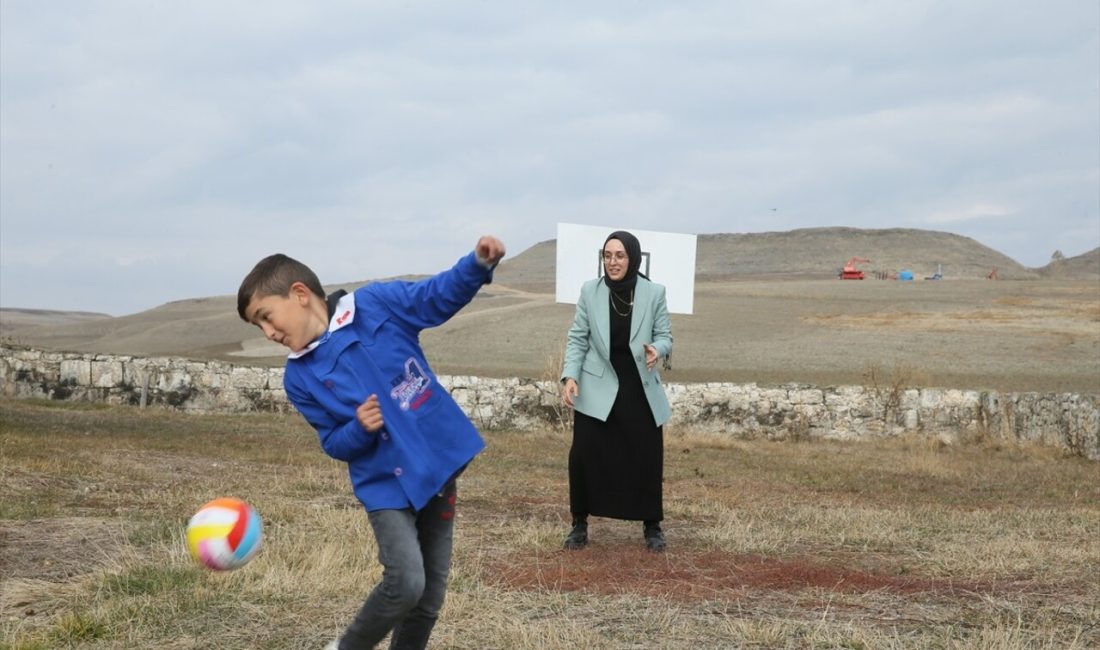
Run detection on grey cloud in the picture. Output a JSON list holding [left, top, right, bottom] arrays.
[[1, 0, 1096, 314]]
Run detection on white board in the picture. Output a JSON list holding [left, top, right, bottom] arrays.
[[555, 223, 697, 314]]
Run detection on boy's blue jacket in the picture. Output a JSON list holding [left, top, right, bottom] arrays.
[[283, 252, 490, 512]]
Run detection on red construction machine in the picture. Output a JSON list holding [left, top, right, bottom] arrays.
[[840, 257, 871, 280]]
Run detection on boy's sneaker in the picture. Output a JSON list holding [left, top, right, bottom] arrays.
[[644, 523, 666, 552], [563, 522, 588, 550]]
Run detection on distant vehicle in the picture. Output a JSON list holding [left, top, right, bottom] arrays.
[[898, 270, 914, 281], [840, 257, 871, 280]]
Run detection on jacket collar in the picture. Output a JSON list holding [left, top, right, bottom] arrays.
[[287, 292, 357, 359]]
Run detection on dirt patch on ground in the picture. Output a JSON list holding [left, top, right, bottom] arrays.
[[0, 517, 122, 583], [806, 294, 1100, 340], [485, 546, 988, 602]]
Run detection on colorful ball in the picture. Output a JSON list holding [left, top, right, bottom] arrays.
[[186, 497, 262, 571]]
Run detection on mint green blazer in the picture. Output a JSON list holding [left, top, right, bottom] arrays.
[[561, 276, 673, 426]]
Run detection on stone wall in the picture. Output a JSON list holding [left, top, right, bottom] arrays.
[[1, 345, 1096, 460]]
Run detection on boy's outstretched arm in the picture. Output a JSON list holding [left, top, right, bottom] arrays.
[[373, 235, 507, 331]]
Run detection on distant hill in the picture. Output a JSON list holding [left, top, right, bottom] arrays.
[[491, 238, 556, 290], [494, 227, 1039, 283], [0, 297, 256, 360], [2, 227, 1094, 367], [0, 308, 112, 337], [1036, 247, 1100, 280], [693, 227, 1039, 280]]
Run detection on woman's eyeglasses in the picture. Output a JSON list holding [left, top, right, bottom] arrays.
[[602, 252, 628, 262]]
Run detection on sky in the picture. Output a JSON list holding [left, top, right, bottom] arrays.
[[2, 1, 1098, 316]]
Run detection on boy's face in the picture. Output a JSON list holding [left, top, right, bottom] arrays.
[[243, 283, 325, 353]]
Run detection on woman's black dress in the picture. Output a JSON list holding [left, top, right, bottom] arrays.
[[568, 290, 664, 522]]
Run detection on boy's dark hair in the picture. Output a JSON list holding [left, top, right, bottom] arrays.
[[237, 254, 326, 321]]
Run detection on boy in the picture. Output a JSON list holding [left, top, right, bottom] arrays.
[[237, 235, 506, 650]]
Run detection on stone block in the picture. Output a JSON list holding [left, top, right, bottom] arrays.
[[230, 367, 267, 390], [512, 383, 539, 401], [199, 368, 229, 389], [539, 389, 560, 408], [728, 393, 753, 411], [761, 388, 787, 403], [945, 389, 980, 408], [158, 369, 192, 392], [450, 388, 471, 407], [91, 360, 124, 388], [918, 388, 943, 410], [60, 359, 91, 385], [789, 389, 824, 405], [701, 388, 728, 404]]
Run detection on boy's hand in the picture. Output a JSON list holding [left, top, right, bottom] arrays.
[[357, 394, 385, 433], [475, 235, 506, 267]]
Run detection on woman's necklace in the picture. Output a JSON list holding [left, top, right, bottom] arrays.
[[610, 289, 634, 317]]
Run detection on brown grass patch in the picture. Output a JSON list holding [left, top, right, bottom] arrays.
[[485, 547, 986, 601]]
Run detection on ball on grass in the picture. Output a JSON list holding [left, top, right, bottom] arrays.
[[186, 497, 262, 571]]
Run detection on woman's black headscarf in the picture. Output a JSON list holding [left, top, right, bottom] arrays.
[[603, 230, 644, 291]]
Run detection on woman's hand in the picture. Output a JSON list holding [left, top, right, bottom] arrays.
[[357, 394, 385, 433], [644, 343, 659, 371], [561, 378, 579, 408]]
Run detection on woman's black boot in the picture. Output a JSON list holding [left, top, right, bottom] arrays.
[[643, 521, 666, 552], [564, 515, 588, 550]]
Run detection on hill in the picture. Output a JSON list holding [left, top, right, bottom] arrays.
[[492, 227, 1039, 284], [693, 227, 1039, 279], [1036, 247, 1100, 280], [0, 308, 112, 340], [0, 297, 256, 360]]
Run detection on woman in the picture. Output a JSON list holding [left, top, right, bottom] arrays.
[[560, 230, 673, 552]]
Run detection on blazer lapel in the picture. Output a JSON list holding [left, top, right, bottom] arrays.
[[593, 280, 611, 353], [629, 278, 648, 342]]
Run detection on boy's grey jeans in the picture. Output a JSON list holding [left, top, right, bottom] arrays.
[[338, 480, 457, 650]]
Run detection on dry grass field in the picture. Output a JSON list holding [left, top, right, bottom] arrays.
[[3, 399, 1098, 649]]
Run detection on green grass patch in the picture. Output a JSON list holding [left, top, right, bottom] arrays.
[[100, 565, 201, 598]]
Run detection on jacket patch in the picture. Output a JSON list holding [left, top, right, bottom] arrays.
[[390, 358, 432, 411]]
